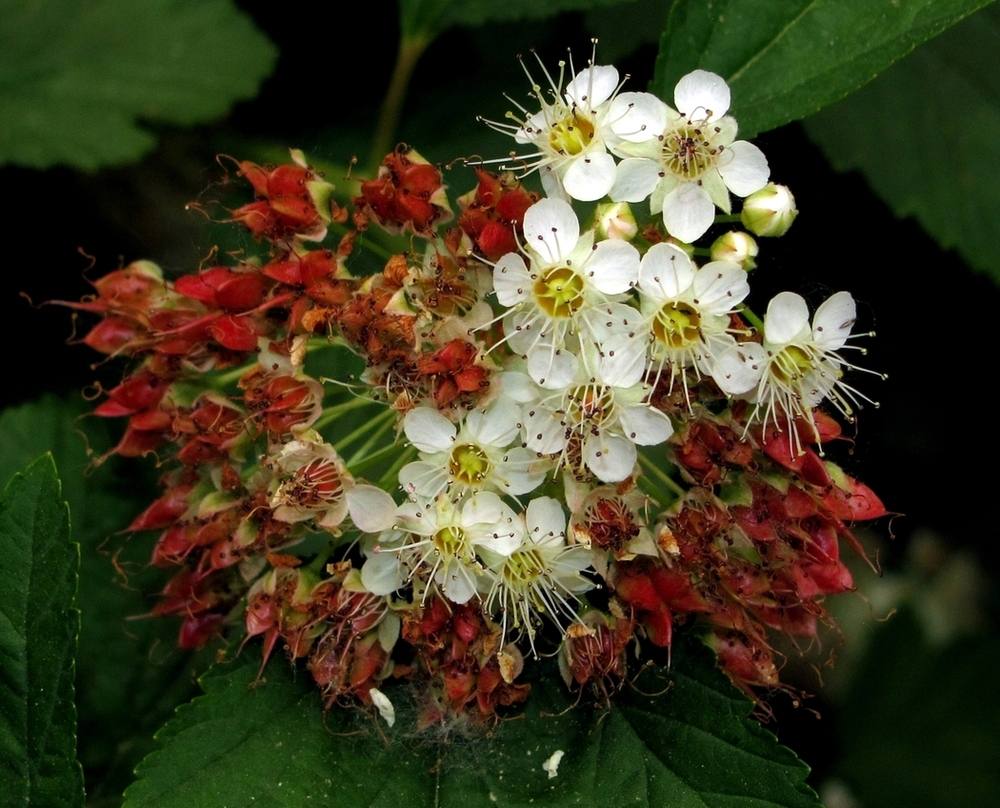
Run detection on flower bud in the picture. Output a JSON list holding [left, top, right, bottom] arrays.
[[740, 183, 797, 237], [710, 230, 759, 270], [594, 201, 638, 241]]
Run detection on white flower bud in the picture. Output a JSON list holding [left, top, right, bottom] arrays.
[[740, 183, 798, 237], [710, 230, 759, 270], [594, 201, 638, 241]]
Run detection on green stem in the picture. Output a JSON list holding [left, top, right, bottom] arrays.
[[638, 452, 685, 498], [331, 407, 396, 456], [714, 214, 742, 224], [313, 396, 377, 432], [349, 441, 406, 478], [368, 33, 430, 174], [346, 410, 398, 467], [377, 443, 418, 489], [739, 304, 765, 333]]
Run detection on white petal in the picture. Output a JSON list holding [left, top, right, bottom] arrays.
[[692, 261, 749, 312], [619, 405, 674, 446], [609, 92, 668, 142], [526, 496, 566, 542], [361, 551, 404, 596], [585, 433, 636, 483], [586, 239, 640, 295], [674, 70, 730, 121], [565, 65, 619, 107], [764, 292, 810, 345], [465, 404, 519, 448], [562, 152, 617, 202], [528, 344, 580, 389], [610, 157, 661, 203], [494, 253, 531, 307], [638, 241, 696, 300], [347, 485, 398, 533], [524, 198, 580, 264], [368, 688, 395, 727], [403, 407, 455, 453], [524, 406, 565, 455], [812, 291, 856, 351], [598, 334, 646, 389], [440, 562, 478, 604], [398, 460, 447, 499], [718, 141, 770, 197], [661, 184, 716, 243], [461, 490, 504, 526]]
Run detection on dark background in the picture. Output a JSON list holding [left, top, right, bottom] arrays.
[[4, 1, 996, 801]]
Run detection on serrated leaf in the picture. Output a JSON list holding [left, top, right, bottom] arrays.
[[652, 0, 993, 140], [400, 0, 636, 38], [0, 455, 83, 808], [124, 636, 818, 808], [803, 5, 1000, 283], [0, 397, 209, 804], [0, 0, 277, 170]]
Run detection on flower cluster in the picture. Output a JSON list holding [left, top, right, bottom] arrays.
[[66, 57, 884, 725]]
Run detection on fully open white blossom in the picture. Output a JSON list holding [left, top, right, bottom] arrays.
[[482, 56, 623, 201], [517, 339, 674, 483], [479, 496, 594, 651], [739, 291, 876, 450], [398, 399, 545, 501], [636, 242, 750, 400], [494, 197, 640, 386], [609, 71, 769, 243]]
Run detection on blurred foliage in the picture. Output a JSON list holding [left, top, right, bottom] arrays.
[[0, 0, 277, 170], [805, 3, 1000, 282], [3, 0, 1000, 805]]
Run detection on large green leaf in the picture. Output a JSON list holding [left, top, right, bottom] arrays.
[[124, 636, 819, 808], [0, 0, 277, 170], [0, 397, 210, 806], [803, 4, 1000, 282], [652, 0, 993, 140], [834, 609, 1000, 808], [0, 455, 83, 807]]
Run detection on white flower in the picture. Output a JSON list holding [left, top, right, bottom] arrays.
[[636, 242, 750, 400], [479, 496, 594, 651], [398, 399, 544, 501], [481, 55, 622, 201], [609, 71, 769, 243], [518, 339, 674, 483], [742, 291, 876, 450], [363, 492, 522, 604], [493, 198, 640, 387]]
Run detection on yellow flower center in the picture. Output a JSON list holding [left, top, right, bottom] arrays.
[[533, 266, 585, 318], [448, 444, 491, 485], [433, 525, 468, 559], [769, 345, 813, 384], [548, 111, 596, 156], [662, 124, 718, 180], [652, 302, 701, 348], [500, 548, 548, 609]]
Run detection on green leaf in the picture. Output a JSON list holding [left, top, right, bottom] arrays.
[[124, 636, 819, 808], [0, 397, 210, 805], [835, 609, 1000, 808], [803, 4, 1000, 282], [652, 0, 993, 139], [0, 0, 277, 170], [0, 455, 84, 808]]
